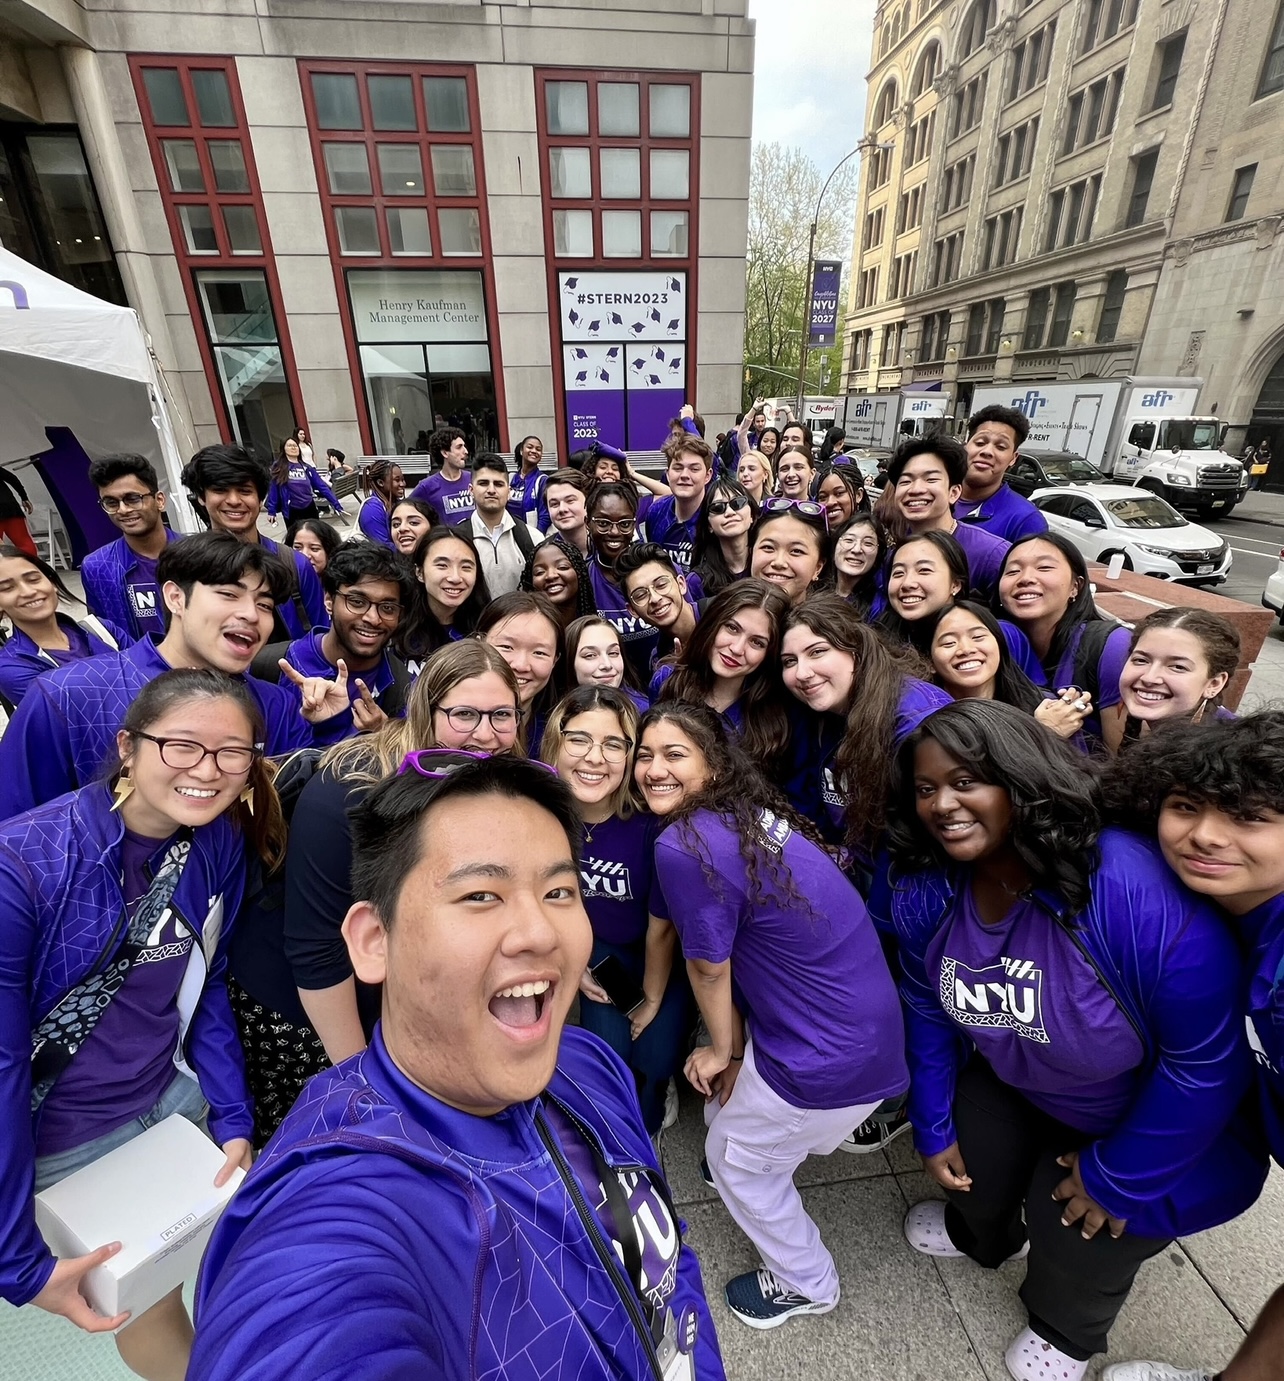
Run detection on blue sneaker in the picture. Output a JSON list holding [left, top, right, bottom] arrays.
[[699, 1156, 715, 1188], [723, 1268, 837, 1329]]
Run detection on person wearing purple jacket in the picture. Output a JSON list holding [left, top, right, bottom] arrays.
[[1099, 712, 1284, 1381], [876, 700, 1265, 1381], [635, 703, 908, 1330], [889, 435, 1011, 599], [266, 437, 345, 525], [643, 433, 714, 570], [0, 669, 280, 1378], [190, 752, 725, 1381], [953, 405, 1048, 545], [409, 426, 474, 523]]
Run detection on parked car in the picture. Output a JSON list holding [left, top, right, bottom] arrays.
[[1262, 548, 1284, 622], [1007, 449, 1109, 497], [1031, 485, 1232, 585]]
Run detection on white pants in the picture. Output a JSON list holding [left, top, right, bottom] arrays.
[[704, 1041, 879, 1305]]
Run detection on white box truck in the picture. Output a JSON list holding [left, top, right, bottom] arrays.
[[969, 378, 1246, 518], [842, 390, 950, 452], [760, 397, 844, 447]]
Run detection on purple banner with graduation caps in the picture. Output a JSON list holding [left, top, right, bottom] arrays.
[[808, 259, 842, 348]]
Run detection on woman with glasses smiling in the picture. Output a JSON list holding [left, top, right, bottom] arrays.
[[285, 640, 525, 1067], [690, 477, 760, 599], [0, 668, 282, 1379], [542, 686, 691, 1140], [584, 481, 661, 678]]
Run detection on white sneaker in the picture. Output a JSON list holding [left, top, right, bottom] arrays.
[[1101, 1364, 1213, 1381], [1005, 1328, 1090, 1381], [662, 1078, 679, 1131], [903, 1200, 1030, 1261]]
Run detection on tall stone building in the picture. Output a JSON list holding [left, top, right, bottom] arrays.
[[841, 0, 1283, 445], [0, 0, 754, 464]]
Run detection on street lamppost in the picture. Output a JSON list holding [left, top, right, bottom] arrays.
[[794, 140, 895, 417]]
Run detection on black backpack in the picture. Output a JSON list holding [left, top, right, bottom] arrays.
[[1059, 618, 1122, 700], [242, 745, 326, 913]]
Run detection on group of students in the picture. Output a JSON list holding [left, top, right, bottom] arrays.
[[0, 404, 1278, 1381]]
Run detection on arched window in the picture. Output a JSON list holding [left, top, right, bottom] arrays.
[[872, 79, 899, 128], [959, 0, 996, 59], [911, 41, 942, 96]]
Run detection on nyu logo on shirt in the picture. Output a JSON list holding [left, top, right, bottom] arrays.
[[136, 904, 195, 966], [603, 610, 657, 644], [755, 808, 793, 856], [442, 491, 474, 516], [821, 766, 845, 809], [128, 583, 161, 622], [941, 955, 1049, 1044], [582, 855, 634, 901]]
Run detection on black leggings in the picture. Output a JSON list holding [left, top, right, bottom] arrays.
[[943, 1057, 1170, 1360], [287, 501, 320, 523]]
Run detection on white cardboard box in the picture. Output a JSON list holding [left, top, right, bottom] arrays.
[[34, 1113, 245, 1323]]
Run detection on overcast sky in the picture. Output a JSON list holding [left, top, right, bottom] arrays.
[[747, 0, 880, 174]]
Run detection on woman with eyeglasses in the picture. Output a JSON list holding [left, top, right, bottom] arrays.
[[541, 686, 691, 1139], [285, 640, 524, 1066], [395, 526, 492, 678], [0, 669, 282, 1378], [690, 477, 759, 599], [0, 546, 119, 711], [357, 460, 406, 549], [267, 436, 345, 528], [477, 591, 566, 758], [831, 513, 886, 618], [748, 499, 832, 606], [387, 498, 438, 558], [735, 448, 774, 506], [566, 615, 650, 713], [520, 536, 596, 630], [584, 482, 659, 677], [286, 517, 341, 577]]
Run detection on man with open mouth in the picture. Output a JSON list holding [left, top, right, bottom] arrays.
[[189, 752, 725, 1381]]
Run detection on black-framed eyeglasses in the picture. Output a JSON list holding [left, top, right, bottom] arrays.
[[560, 730, 633, 763], [626, 573, 679, 608], [339, 590, 403, 621], [433, 705, 523, 734], [133, 733, 261, 774], [99, 492, 154, 512], [590, 516, 636, 534], [398, 747, 554, 778], [761, 496, 829, 529], [708, 495, 751, 517]]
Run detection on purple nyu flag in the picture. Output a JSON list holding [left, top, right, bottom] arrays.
[[808, 260, 842, 348]]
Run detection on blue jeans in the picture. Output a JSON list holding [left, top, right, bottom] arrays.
[[578, 937, 693, 1135], [34, 1073, 210, 1192]]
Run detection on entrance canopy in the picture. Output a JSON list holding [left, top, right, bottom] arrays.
[[0, 248, 196, 552]]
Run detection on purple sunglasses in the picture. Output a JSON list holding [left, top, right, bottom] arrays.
[[397, 748, 558, 779]]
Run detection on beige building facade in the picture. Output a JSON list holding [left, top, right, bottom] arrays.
[[0, 0, 754, 466], [841, 0, 1284, 448]]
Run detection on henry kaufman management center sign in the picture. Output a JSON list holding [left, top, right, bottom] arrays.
[[557, 271, 688, 451], [348, 270, 488, 344]]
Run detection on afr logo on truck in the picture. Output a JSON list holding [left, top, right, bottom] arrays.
[[851, 400, 873, 417], [1009, 390, 1050, 418], [908, 400, 934, 413], [1139, 390, 1175, 409]]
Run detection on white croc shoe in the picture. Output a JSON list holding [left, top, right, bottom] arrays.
[[903, 1200, 1030, 1261], [1005, 1328, 1090, 1381]]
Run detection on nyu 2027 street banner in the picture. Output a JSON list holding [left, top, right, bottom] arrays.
[[808, 260, 841, 348]]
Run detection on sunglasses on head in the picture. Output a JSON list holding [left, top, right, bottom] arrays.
[[397, 749, 557, 779], [761, 496, 829, 530], [708, 494, 751, 517]]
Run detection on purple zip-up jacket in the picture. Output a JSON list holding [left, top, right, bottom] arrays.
[[266, 463, 344, 518], [870, 830, 1266, 1238], [80, 530, 181, 644], [0, 785, 250, 1307], [0, 636, 311, 822], [1236, 892, 1284, 1166], [0, 615, 118, 709], [190, 1025, 724, 1381]]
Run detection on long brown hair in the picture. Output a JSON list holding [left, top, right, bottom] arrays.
[[784, 593, 929, 855], [116, 669, 286, 867], [658, 578, 791, 776], [321, 639, 524, 783]]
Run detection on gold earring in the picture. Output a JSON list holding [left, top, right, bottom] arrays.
[[111, 771, 134, 812], [239, 786, 255, 816]]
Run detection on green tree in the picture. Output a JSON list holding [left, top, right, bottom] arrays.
[[742, 142, 858, 412]]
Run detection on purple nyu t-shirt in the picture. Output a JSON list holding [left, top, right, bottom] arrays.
[[37, 829, 195, 1155], [579, 813, 667, 948], [410, 470, 474, 524], [588, 558, 660, 680], [925, 888, 1144, 1134], [654, 808, 908, 1110]]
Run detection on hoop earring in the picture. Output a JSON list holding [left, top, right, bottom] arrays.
[[111, 770, 134, 812], [239, 786, 255, 816]]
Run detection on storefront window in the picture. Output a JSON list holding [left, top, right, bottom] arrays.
[[349, 268, 498, 456]]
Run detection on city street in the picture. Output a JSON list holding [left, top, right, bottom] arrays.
[[1209, 513, 1283, 609]]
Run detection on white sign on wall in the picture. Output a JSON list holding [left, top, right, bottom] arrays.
[[348, 270, 488, 344], [563, 343, 624, 392], [558, 271, 686, 343]]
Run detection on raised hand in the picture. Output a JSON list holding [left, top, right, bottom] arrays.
[[280, 657, 352, 723], [351, 680, 388, 734]]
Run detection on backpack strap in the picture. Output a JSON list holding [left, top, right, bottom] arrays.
[[512, 520, 537, 563], [250, 639, 293, 684]]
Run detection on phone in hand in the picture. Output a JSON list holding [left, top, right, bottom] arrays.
[[590, 955, 648, 1014]]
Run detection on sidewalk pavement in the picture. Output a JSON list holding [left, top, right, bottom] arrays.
[[1229, 490, 1284, 529], [3, 1079, 1279, 1379]]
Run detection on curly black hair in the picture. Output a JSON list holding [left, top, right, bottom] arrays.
[[1101, 710, 1284, 832], [519, 536, 596, 622], [887, 699, 1101, 914], [638, 701, 829, 915]]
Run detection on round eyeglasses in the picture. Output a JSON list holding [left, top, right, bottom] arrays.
[[132, 733, 260, 774], [560, 730, 633, 763]]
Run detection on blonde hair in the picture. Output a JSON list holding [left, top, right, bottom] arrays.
[[540, 685, 641, 820], [321, 640, 524, 783]]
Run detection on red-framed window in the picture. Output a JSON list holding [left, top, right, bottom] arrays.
[[535, 70, 701, 457], [129, 56, 306, 455], [297, 60, 506, 457]]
